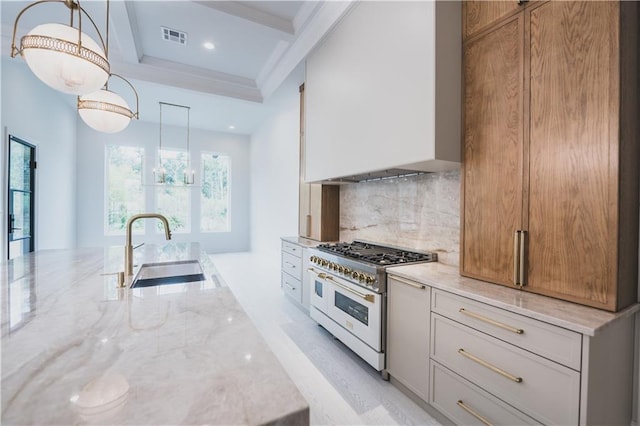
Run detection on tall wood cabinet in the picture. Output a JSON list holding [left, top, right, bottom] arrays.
[[461, 1, 639, 312], [298, 84, 339, 242]]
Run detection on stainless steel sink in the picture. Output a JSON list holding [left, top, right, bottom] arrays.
[[131, 260, 206, 288]]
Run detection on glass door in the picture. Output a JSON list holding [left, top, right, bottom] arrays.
[[8, 136, 36, 260]]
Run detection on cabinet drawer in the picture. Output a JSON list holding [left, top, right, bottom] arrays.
[[432, 289, 582, 370], [282, 272, 302, 304], [430, 361, 541, 426], [282, 252, 302, 280], [431, 314, 580, 425], [282, 241, 302, 258]]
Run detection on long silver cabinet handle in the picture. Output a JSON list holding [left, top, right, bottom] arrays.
[[330, 279, 375, 303], [389, 275, 426, 290], [458, 308, 524, 334], [458, 348, 523, 383], [456, 400, 494, 426]]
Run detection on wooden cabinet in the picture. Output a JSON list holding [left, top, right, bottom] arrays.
[[298, 84, 339, 241], [463, 0, 521, 40], [386, 274, 431, 401], [461, 1, 639, 311], [461, 15, 524, 287]]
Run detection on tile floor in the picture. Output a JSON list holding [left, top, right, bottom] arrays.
[[210, 251, 443, 426]]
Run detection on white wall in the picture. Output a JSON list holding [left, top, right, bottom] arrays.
[[1, 59, 78, 255], [249, 65, 304, 255], [75, 119, 250, 253]]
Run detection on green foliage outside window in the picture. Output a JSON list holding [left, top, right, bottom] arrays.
[[201, 153, 230, 232], [106, 145, 144, 234]]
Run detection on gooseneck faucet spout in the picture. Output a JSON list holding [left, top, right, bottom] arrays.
[[124, 213, 172, 276]]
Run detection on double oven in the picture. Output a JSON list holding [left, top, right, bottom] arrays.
[[307, 241, 436, 377]]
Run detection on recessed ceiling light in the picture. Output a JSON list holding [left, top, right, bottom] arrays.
[[228, 125, 235, 130], [203, 42, 215, 50]]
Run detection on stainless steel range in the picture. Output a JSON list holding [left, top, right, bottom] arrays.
[[307, 240, 436, 378]]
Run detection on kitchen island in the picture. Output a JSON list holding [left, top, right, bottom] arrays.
[[1, 243, 309, 425]]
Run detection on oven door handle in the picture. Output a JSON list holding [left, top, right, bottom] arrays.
[[307, 267, 327, 280], [328, 277, 376, 303]]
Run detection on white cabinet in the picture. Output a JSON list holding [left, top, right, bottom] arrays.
[[431, 312, 580, 425], [386, 275, 431, 401], [281, 238, 316, 311], [304, 1, 461, 183], [384, 268, 637, 425]]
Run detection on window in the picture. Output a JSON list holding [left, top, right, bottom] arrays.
[[201, 153, 230, 232], [156, 149, 190, 233], [106, 145, 144, 234]]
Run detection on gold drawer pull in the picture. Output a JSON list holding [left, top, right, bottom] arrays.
[[459, 308, 524, 334], [458, 349, 523, 383], [389, 275, 426, 290], [456, 400, 494, 426]]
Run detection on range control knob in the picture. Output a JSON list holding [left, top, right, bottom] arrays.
[[351, 271, 359, 280], [337, 265, 344, 273], [365, 275, 375, 285], [310, 256, 316, 263], [321, 259, 328, 267], [358, 273, 366, 282]]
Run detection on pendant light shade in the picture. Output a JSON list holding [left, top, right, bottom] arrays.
[[78, 89, 132, 133], [78, 73, 139, 133], [11, 0, 141, 134], [21, 22, 109, 95]]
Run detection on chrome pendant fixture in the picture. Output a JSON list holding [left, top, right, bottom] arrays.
[[11, 0, 110, 95]]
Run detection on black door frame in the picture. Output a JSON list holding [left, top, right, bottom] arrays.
[[7, 135, 36, 259]]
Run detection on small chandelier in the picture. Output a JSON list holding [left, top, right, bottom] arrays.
[[11, 0, 110, 95]]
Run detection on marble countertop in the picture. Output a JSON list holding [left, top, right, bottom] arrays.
[[387, 262, 640, 336], [280, 236, 325, 248], [1, 243, 308, 425]]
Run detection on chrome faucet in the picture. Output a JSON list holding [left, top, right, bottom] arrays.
[[124, 213, 172, 276]]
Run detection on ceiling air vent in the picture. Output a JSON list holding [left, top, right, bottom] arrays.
[[161, 27, 187, 45]]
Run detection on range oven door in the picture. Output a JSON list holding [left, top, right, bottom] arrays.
[[308, 267, 329, 314], [326, 275, 382, 351]]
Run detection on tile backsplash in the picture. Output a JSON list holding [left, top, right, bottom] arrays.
[[340, 169, 460, 266]]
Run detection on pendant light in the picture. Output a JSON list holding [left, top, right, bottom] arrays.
[[153, 102, 167, 184], [11, 0, 110, 95], [76, 0, 138, 133], [154, 102, 194, 185], [12, 0, 139, 133], [77, 73, 139, 133]]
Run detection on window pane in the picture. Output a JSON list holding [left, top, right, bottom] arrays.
[[106, 145, 144, 234], [201, 153, 230, 232], [156, 149, 190, 233]]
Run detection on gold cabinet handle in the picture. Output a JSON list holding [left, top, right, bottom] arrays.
[[458, 349, 523, 383], [456, 400, 494, 426], [513, 230, 520, 286], [389, 275, 426, 290], [518, 230, 526, 286], [331, 279, 375, 303], [459, 308, 524, 334]]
